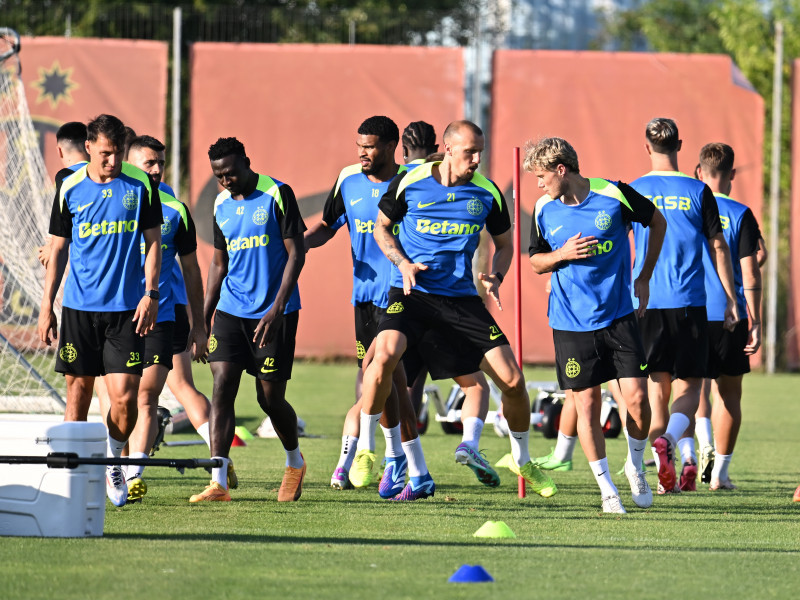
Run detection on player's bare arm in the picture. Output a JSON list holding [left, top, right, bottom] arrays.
[[741, 253, 762, 355], [37, 235, 70, 345], [479, 228, 513, 311], [253, 233, 305, 348], [708, 232, 740, 329], [133, 226, 162, 336], [632, 208, 667, 318], [303, 220, 336, 252], [180, 251, 209, 362], [530, 231, 597, 275], [373, 209, 427, 295], [203, 247, 228, 334]]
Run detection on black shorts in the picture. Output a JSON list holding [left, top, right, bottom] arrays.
[[378, 288, 506, 375], [56, 307, 145, 377], [354, 302, 384, 367], [144, 321, 175, 370], [403, 329, 484, 382], [172, 304, 190, 355], [208, 310, 298, 381], [707, 319, 750, 378], [553, 312, 648, 390], [638, 306, 709, 379]]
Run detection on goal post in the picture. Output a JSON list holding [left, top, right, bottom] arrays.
[[0, 28, 67, 413]]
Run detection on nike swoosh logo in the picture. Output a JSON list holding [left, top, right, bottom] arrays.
[[418, 201, 436, 208], [219, 219, 229, 227], [597, 471, 607, 477], [350, 198, 363, 206], [126, 360, 141, 367], [77, 202, 94, 212], [260, 367, 277, 373], [489, 332, 504, 340], [639, 363, 648, 371], [550, 225, 563, 235]]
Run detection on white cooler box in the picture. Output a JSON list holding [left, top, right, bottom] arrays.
[[0, 420, 107, 537]]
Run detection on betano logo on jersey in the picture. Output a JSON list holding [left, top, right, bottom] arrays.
[[226, 234, 270, 253], [354, 219, 399, 235], [644, 195, 691, 211], [587, 239, 614, 256], [416, 219, 481, 236], [79, 219, 138, 238]]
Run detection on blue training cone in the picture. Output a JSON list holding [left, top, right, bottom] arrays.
[[448, 564, 495, 583]]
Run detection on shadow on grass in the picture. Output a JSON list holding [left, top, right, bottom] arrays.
[[106, 531, 800, 554]]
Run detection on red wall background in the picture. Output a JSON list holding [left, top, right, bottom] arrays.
[[489, 50, 764, 363], [188, 43, 464, 358]]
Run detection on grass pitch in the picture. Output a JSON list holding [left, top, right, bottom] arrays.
[[2, 364, 799, 599]]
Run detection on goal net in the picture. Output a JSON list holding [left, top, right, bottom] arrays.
[[0, 29, 66, 413]]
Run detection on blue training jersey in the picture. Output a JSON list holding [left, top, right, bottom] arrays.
[[702, 193, 761, 322], [213, 173, 305, 319], [140, 182, 196, 323], [378, 162, 510, 297], [630, 171, 722, 309], [322, 163, 406, 308], [49, 162, 162, 311], [158, 183, 189, 307], [529, 179, 655, 332]]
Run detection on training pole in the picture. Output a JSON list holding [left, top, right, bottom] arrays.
[[513, 147, 525, 499]]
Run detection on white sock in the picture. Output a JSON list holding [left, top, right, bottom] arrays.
[[553, 431, 577, 462], [285, 446, 304, 469], [678, 437, 696, 465], [589, 457, 618, 497], [107, 435, 126, 458], [356, 411, 381, 452], [508, 429, 531, 467], [402, 438, 428, 478], [626, 434, 647, 472], [695, 417, 713, 448], [211, 456, 230, 489], [664, 413, 691, 446], [196, 422, 211, 448], [381, 424, 403, 458], [126, 452, 148, 480], [336, 435, 358, 470], [460, 417, 484, 449], [711, 452, 732, 481]]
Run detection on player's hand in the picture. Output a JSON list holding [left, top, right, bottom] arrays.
[[187, 325, 209, 363], [399, 260, 428, 295], [254, 309, 283, 348], [559, 232, 597, 261], [478, 272, 503, 311], [744, 322, 761, 355], [37, 309, 58, 346], [633, 276, 650, 318], [723, 300, 739, 332], [37, 239, 52, 268], [133, 296, 158, 336]]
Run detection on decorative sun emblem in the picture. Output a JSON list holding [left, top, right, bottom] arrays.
[[161, 216, 172, 236], [595, 210, 612, 231], [59, 343, 77, 363], [208, 334, 218, 353], [565, 357, 581, 378], [467, 198, 483, 216], [31, 61, 79, 110], [356, 341, 366, 360], [252, 207, 268, 226]]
